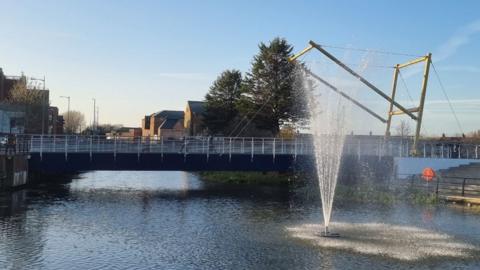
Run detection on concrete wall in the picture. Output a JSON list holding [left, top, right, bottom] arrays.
[[0, 154, 28, 189]]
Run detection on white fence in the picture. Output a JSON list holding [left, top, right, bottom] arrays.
[[18, 135, 480, 160]]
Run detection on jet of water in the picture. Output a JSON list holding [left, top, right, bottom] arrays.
[[295, 68, 349, 232]]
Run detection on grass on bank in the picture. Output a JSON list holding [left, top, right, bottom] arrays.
[[198, 172, 441, 205], [335, 184, 440, 205], [198, 171, 297, 185]]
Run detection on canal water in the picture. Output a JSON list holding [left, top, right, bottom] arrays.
[[1, 171, 480, 269]]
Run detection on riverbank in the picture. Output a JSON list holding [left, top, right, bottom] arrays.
[[335, 184, 440, 205], [198, 172, 442, 205], [198, 171, 298, 185]]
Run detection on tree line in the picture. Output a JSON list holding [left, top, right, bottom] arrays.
[[202, 38, 308, 137]]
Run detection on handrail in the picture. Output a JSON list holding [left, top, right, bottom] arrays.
[[0, 134, 477, 160]]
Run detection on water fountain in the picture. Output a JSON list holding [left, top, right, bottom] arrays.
[[294, 47, 372, 237], [287, 42, 480, 262], [299, 70, 349, 237]]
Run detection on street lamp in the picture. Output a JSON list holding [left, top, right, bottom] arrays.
[[60, 96, 70, 133]]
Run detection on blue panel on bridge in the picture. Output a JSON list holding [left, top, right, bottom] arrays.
[[28, 153, 311, 173]]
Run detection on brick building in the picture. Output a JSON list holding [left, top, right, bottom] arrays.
[[48, 106, 64, 134], [141, 115, 151, 137], [158, 118, 184, 139], [184, 101, 206, 136], [106, 127, 142, 138], [141, 110, 184, 139]]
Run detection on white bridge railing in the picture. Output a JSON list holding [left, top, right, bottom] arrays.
[[28, 135, 314, 159], [19, 135, 480, 160]]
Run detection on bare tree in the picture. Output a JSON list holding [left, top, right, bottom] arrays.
[[395, 120, 411, 138], [7, 80, 48, 133], [63, 110, 86, 134], [8, 80, 43, 104]]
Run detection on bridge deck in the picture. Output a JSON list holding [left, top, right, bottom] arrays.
[[5, 135, 479, 173]]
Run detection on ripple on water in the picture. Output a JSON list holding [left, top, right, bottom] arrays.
[[286, 222, 479, 261]]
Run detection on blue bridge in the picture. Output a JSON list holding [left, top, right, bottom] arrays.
[[17, 135, 480, 173]]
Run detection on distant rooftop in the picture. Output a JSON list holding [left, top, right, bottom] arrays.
[[152, 110, 184, 119], [187, 101, 205, 114], [159, 118, 181, 129]]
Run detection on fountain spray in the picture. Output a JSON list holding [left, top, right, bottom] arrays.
[[296, 69, 348, 238]]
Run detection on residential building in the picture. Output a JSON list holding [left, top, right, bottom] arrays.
[[150, 110, 183, 137], [141, 115, 151, 137], [141, 110, 184, 139], [55, 115, 64, 134], [184, 101, 205, 136], [48, 106, 64, 134], [106, 127, 142, 138], [158, 117, 184, 139]]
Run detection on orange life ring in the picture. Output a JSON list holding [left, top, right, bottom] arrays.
[[422, 167, 436, 182]]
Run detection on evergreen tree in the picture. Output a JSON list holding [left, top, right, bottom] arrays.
[[203, 70, 243, 135], [241, 37, 307, 136]]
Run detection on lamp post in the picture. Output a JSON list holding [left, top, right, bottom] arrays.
[[60, 96, 70, 133]]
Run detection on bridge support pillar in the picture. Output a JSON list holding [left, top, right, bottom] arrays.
[[0, 153, 29, 190]]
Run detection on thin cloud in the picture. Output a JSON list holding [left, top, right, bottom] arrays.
[[435, 20, 480, 62], [425, 99, 480, 105], [437, 65, 480, 73], [403, 19, 480, 78]]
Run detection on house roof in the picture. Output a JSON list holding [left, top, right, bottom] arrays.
[[152, 110, 184, 119], [159, 118, 181, 129], [152, 111, 183, 119], [187, 101, 205, 114]]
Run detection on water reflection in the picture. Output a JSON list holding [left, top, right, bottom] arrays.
[[0, 171, 479, 269], [0, 189, 27, 217]]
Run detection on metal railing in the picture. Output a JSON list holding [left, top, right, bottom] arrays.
[[27, 135, 315, 158], [436, 176, 480, 198], [343, 136, 480, 160], [1, 134, 478, 160], [400, 174, 480, 198], [0, 136, 30, 155]]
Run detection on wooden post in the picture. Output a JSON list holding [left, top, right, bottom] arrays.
[[385, 65, 400, 136], [412, 53, 432, 155]]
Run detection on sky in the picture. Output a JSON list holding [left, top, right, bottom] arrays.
[[0, 0, 479, 135]]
